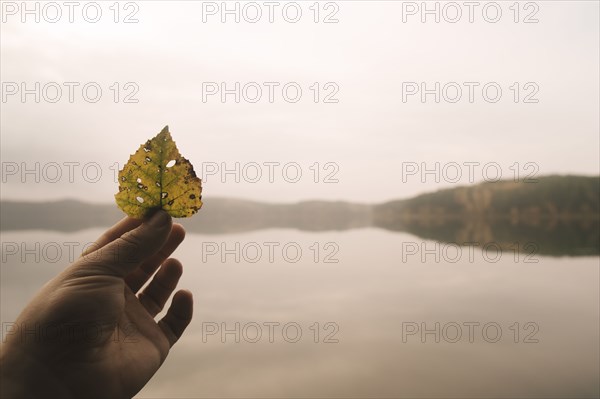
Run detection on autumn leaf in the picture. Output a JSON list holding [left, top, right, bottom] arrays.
[[115, 126, 202, 218]]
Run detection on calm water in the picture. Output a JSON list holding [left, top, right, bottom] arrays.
[[1, 228, 599, 398]]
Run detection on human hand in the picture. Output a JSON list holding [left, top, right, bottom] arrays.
[[0, 211, 193, 398]]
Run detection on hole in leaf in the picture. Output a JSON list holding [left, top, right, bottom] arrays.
[[166, 160, 176, 168], [136, 196, 144, 203], [137, 178, 142, 183]]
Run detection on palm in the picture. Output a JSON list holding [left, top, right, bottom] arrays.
[[102, 286, 172, 397]]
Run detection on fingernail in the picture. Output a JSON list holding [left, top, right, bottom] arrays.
[[148, 210, 170, 228]]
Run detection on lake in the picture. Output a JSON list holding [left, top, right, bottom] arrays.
[[1, 227, 599, 398]]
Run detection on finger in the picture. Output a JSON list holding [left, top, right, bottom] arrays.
[[158, 290, 193, 347], [125, 224, 185, 293], [82, 217, 142, 256], [77, 210, 172, 278], [138, 259, 183, 317]]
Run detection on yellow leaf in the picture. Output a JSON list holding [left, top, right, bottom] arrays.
[[115, 126, 203, 218]]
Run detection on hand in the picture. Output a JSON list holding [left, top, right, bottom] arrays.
[[0, 211, 193, 399]]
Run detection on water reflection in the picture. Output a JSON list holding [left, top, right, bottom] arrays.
[[2, 228, 598, 398], [374, 215, 600, 256], [2, 199, 598, 256]]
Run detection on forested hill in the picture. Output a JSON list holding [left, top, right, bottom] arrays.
[[373, 175, 599, 226]]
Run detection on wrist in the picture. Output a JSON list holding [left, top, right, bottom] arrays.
[[1, 344, 71, 398]]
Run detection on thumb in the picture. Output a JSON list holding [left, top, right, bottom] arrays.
[[78, 210, 173, 277]]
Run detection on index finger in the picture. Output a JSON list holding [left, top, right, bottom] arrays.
[[81, 216, 142, 256]]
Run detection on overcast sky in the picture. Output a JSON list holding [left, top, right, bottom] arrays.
[[1, 1, 598, 204]]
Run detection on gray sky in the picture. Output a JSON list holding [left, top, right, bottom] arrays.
[[1, 1, 598, 203]]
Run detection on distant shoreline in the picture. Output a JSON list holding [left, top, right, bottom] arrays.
[[2, 176, 598, 256]]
